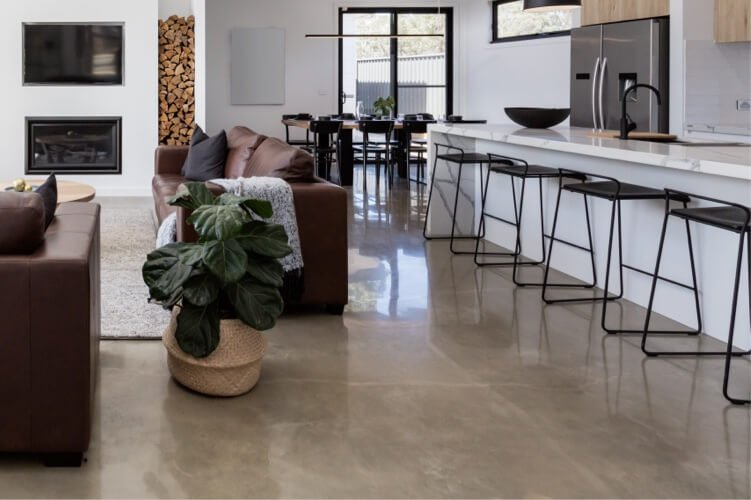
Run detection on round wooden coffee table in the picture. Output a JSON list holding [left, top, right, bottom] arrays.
[[1, 179, 96, 203]]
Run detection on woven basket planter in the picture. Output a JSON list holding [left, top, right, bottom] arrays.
[[163, 309, 267, 397]]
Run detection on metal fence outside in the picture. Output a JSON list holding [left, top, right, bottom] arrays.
[[356, 54, 446, 117]]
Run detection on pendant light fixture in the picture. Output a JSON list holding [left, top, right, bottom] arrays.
[[523, 0, 581, 12]]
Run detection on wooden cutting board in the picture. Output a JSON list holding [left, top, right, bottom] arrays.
[[588, 130, 678, 142]]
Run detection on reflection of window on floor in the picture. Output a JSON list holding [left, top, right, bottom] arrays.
[[340, 8, 453, 119], [492, 0, 573, 43]]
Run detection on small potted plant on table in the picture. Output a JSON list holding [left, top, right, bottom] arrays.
[[373, 96, 395, 119], [142, 182, 291, 396]]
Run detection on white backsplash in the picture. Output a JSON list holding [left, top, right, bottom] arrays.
[[684, 40, 751, 136]]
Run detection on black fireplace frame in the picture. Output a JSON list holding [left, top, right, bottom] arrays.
[[25, 116, 122, 175]]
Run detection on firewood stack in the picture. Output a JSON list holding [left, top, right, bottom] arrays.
[[159, 15, 196, 145]]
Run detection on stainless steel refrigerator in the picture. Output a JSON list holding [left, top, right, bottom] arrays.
[[570, 18, 669, 132]]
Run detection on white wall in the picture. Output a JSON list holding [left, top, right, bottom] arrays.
[[192, 0, 207, 129], [205, 0, 464, 138], [159, 0, 193, 20], [460, 0, 572, 124], [0, 0, 158, 196]]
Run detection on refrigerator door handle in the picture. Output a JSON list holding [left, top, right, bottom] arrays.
[[598, 57, 608, 131], [591, 57, 600, 131]]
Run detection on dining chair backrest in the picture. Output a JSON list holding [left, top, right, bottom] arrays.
[[418, 113, 435, 120], [401, 120, 432, 135], [310, 120, 343, 136], [283, 113, 312, 146], [358, 120, 394, 145]]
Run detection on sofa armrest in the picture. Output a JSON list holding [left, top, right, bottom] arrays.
[[289, 182, 348, 306], [155, 146, 189, 175]]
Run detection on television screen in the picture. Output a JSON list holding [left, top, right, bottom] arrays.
[[23, 23, 124, 85]]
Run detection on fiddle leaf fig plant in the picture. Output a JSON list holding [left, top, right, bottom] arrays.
[[142, 182, 291, 358]]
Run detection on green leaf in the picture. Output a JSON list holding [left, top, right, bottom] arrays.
[[177, 244, 204, 266], [182, 272, 221, 306], [188, 204, 249, 241], [226, 278, 284, 331], [175, 301, 221, 358], [236, 221, 292, 259], [142, 244, 192, 302], [242, 199, 273, 219], [202, 240, 248, 283], [216, 194, 274, 219], [246, 258, 284, 288], [168, 182, 216, 210]]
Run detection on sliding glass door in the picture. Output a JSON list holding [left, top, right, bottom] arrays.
[[338, 7, 453, 118]]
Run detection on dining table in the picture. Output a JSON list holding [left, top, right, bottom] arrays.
[[281, 118, 487, 186]]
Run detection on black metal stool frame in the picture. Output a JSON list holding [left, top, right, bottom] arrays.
[[642, 190, 751, 405], [542, 169, 703, 337], [474, 154, 593, 289], [423, 144, 509, 256]]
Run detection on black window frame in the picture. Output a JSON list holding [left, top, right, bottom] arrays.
[[337, 6, 454, 117], [491, 0, 572, 44]]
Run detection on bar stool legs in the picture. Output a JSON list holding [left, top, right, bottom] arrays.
[[423, 144, 493, 255], [540, 177, 599, 300], [642, 191, 751, 405], [542, 171, 703, 337]]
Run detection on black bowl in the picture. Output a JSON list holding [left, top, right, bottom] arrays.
[[504, 108, 570, 129]]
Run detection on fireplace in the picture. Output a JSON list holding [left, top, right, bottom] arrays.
[[26, 117, 122, 175]]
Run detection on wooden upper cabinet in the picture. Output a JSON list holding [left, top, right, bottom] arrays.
[[715, 0, 751, 42], [581, 0, 670, 26]]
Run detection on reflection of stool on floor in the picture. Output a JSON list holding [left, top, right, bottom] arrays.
[[541, 170, 702, 338], [422, 144, 508, 255], [642, 191, 751, 405]]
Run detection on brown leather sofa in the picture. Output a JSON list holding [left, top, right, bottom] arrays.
[[152, 126, 348, 313], [0, 193, 100, 466]]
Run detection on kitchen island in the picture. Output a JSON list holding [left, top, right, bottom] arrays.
[[426, 124, 751, 347]]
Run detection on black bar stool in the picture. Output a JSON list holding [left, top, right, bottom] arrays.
[[542, 170, 703, 337], [401, 120, 435, 186], [354, 120, 395, 192], [473, 154, 589, 287], [422, 144, 508, 255], [308, 120, 343, 184], [282, 113, 312, 149], [642, 190, 751, 405]]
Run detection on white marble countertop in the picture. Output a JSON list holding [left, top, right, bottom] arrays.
[[429, 124, 751, 181]]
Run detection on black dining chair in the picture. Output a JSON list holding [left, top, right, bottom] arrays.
[[354, 120, 395, 192], [282, 113, 313, 149], [308, 120, 343, 184]]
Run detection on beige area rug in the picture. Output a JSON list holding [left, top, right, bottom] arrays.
[[100, 200, 170, 339]]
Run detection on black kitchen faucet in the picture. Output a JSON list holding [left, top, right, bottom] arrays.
[[619, 84, 662, 140]]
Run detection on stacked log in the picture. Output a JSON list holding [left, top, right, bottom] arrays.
[[159, 15, 196, 145]]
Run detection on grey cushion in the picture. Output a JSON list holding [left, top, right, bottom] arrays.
[[181, 126, 227, 181]]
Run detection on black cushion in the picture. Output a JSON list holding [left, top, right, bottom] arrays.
[[671, 206, 750, 232], [181, 125, 227, 181], [34, 174, 57, 229], [564, 181, 690, 202], [181, 125, 209, 176]]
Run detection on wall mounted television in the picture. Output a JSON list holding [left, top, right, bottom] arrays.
[[23, 23, 124, 85]]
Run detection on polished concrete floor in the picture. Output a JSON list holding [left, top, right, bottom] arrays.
[[1, 173, 750, 498]]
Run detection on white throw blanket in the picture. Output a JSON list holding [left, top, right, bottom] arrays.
[[156, 177, 303, 273]]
